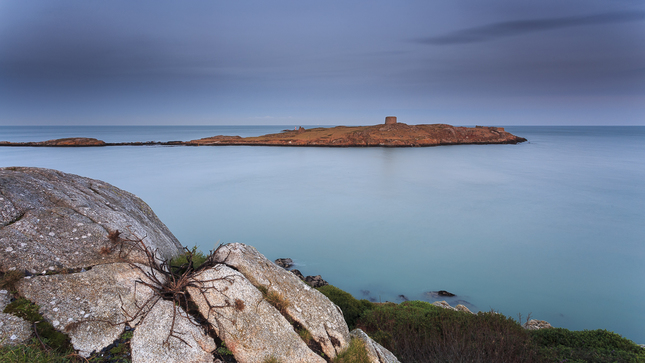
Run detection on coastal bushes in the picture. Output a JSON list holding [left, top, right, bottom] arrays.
[[531, 328, 645, 363], [316, 285, 373, 330], [355, 300, 543, 363]]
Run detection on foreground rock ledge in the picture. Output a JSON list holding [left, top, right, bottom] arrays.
[[0, 167, 183, 273], [1, 167, 399, 362], [0, 123, 527, 147]]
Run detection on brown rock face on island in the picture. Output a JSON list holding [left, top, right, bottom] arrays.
[[189, 123, 527, 147], [0, 137, 106, 146]]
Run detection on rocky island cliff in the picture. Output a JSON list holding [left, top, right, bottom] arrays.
[[0, 118, 526, 147]]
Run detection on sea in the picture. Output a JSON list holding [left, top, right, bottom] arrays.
[[1, 125, 644, 344]]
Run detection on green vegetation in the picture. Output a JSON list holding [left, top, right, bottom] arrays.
[[169, 245, 208, 273], [531, 328, 645, 363], [0, 339, 78, 363], [258, 285, 290, 314], [356, 300, 543, 363], [3, 298, 71, 353], [0, 270, 24, 292], [316, 285, 373, 330], [332, 337, 371, 363]]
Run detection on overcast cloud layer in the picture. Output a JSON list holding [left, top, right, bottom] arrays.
[[1, 0, 644, 125]]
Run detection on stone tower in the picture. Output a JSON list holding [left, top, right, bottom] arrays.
[[385, 116, 397, 125]]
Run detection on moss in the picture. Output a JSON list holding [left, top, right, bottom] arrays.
[[3, 298, 72, 352]]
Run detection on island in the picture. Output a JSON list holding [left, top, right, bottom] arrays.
[[0, 117, 527, 147]]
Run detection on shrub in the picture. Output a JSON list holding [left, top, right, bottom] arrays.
[[316, 285, 373, 329], [357, 300, 542, 363], [170, 245, 208, 273], [531, 328, 645, 363]]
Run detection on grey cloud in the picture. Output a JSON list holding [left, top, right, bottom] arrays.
[[418, 11, 645, 45]]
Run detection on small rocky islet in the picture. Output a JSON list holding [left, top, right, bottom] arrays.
[[0, 117, 527, 147]]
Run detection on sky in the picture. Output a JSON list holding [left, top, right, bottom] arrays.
[[1, 0, 644, 126]]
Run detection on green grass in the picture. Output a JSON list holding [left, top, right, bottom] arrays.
[[0, 339, 79, 363], [332, 337, 371, 363]]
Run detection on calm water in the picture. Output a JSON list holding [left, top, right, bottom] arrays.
[[1, 125, 644, 343]]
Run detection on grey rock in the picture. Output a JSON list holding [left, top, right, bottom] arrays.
[[291, 269, 305, 281], [187, 264, 325, 363], [350, 328, 400, 363], [16, 262, 163, 357], [0, 313, 32, 346], [523, 319, 553, 330], [0, 289, 9, 311], [455, 304, 474, 314], [0, 167, 183, 274], [213, 243, 350, 359], [130, 299, 216, 363], [432, 300, 457, 311], [274, 258, 293, 269], [304, 275, 328, 288]]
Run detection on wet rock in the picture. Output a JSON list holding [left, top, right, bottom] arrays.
[[304, 275, 328, 288], [438, 290, 455, 297], [188, 264, 325, 363], [213, 243, 350, 359], [131, 299, 216, 363], [523, 319, 553, 330], [16, 263, 162, 357], [274, 258, 293, 269], [291, 269, 305, 281], [350, 328, 400, 363], [0, 167, 183, 274]]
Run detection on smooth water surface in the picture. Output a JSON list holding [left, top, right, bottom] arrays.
[[1, 126, 644, 343]]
